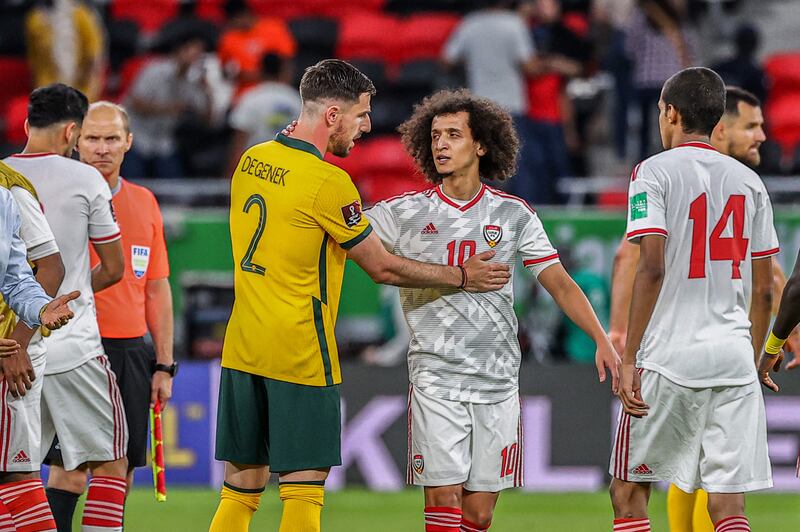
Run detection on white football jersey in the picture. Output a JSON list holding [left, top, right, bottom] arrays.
[[7, 185, 60, 361], [5, 154, 120, 374], [625, 142, 779, 388], [366, 184, 560, 404]]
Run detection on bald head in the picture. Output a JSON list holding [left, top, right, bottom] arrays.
[[77, 101, 133, 183]]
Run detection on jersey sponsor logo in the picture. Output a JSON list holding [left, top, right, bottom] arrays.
[[341, 201, 363, 227], [131, 245, 151, 279], [239, 155, 288, 186], [11, 450, 30, 464], [412, 454, 424, 474], [630, 192, 648, 221], [631, 463, 653, 475], [483, 225, 502, 247], [421, 223, 438, 235]]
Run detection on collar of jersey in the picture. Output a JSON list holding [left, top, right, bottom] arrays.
[[435, 183, 486, 211], [111, 177, 123, 197], [675, 141, 717, 151], [275, 133, 323, 160]]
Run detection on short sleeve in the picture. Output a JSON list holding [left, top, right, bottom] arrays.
[[9, 186, 59, 260], [311, 171, 372, 249], [626, 162, 668, 242], [88, 175, 121, 244], [147, 193, 170, 279], [751, 184, 779, 259], [518, 209, 560, 278], [364, 201, 398, 251]]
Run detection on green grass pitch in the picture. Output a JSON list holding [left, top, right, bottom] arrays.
[[82, 488, 800, 530]]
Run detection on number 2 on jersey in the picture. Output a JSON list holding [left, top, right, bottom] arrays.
[[688, 193, 748, 279], [240, 193, 267, 275]]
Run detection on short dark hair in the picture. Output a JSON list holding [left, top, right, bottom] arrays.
[[261, 53, 284, 78], [661, 67, 726, 136], [724, 86, 761, 116], [398, 89, 519, 184], [299, 59, 376, 105], [27, 83, 88, 129]]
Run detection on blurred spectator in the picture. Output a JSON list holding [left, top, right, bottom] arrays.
[[218, 0, 297, 99], [25, 0, 105, 101], [711, 24, 767, 105], [226, 53, 301, 176], [592, 0, 636, 159], [521, 0, 590, 201], [442, 0, 541, 203], [625, 0, 696, 161], [122, 29, 213, 178]]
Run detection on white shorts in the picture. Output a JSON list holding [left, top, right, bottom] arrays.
[[609, 370, 772, 493], [407, 385, 522, 492], [41, 356, 128, 470], [0, 355, 46, 472]]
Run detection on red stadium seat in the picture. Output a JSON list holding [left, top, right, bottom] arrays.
[[336, 13, 402, 62], [766, 94, 800, 152], [196, 0, 225, 24], [764, 53, 800, 100], [110, 0, 178, 33], [356, 136, 418, 177], [4, 95, 29, 146], [396, 14, 460, 63], [0, 57, 31, 108]]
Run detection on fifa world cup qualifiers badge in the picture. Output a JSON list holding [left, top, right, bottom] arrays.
[[341, 201, 363, 227], [413, 454, 425, 474], [483, 225, 502, 248]]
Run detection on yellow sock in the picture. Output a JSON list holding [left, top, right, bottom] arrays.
[[209, 482, 264, 532], [667, 483, 695, 532], [691, 489, 714, 532], [278, 481, 325, 532]]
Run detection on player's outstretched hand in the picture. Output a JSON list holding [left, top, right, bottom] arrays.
[[618, 363, 649, 417], [783, 329, 800, 370], [39, 290, 80, 330], [0, 345, 34, 398], [758, 351, 783, 392], [596, 338, 621, 394], [461, 250, 510, 292]]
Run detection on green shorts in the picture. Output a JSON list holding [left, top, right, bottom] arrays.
[[215, 367, 341, 472]]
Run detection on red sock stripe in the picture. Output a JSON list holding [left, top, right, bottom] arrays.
[[613, 517, 651, 531], [3, 482, 56, 532], [0, 499, 12, 532], [82, 476, 126, 529], [0, 479, 43, 502], [461, 517, 489, 531], [425, 506, 462, 532], [406, 384, 414, 485], [715, 515, 750, 532]]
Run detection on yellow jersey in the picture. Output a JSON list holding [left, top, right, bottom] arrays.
[[222, 134, 372, 386]]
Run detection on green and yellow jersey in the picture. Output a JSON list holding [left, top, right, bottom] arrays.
[[222, 134, 372, 386]]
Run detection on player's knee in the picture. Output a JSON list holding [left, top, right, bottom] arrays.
[[468, 508, 494, 528], [706, 494, 744, 521], [609, 480, 636, 516], [426, 487, 462, 509]]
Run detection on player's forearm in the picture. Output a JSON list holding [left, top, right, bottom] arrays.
[[750, 258, 774, 359], [609, 240, 638, 335], [146, 279, 174, 365], [8, 321, 36, 350], [540, 264, 608, 343], [771, 256, 787, 315], [91, 264, 122, 293], [380, 254, 461, 289], [623, 262, 663, 365], [33, 253, 64, 297]]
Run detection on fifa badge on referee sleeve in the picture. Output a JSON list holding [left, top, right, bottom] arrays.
[[341, 201, 363, 227], [132, 245, 151, 278], [483, 225, 503, 248]]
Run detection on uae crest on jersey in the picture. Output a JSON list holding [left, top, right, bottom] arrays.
[[483, 225, 502, 247], [413, 454, 424, 474]]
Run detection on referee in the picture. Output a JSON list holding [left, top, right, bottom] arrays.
[[45, 101, 176, 530]]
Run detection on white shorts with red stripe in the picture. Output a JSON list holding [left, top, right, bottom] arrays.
[[610, 369, 772, 493], [41, 355, 128, 470], [0, 354, 46, 472], [407, 385, 522, 492]]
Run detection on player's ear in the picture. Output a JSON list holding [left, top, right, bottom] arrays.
[[666, 104, 679, 125], [475, 142, 486, 157], [125, 132, 133, 152], [324, 105, 340, 127]]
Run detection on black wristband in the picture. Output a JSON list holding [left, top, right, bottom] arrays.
[[458, 265, 467, 289]]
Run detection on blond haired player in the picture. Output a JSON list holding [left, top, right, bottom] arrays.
[[209, 60, 510, 532], [609, 86, 791, 532]]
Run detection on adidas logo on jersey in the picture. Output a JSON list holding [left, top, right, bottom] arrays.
[[11, 450, 30, 464], [421, 223, 438, 235], [632, 463, 653, 475]]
